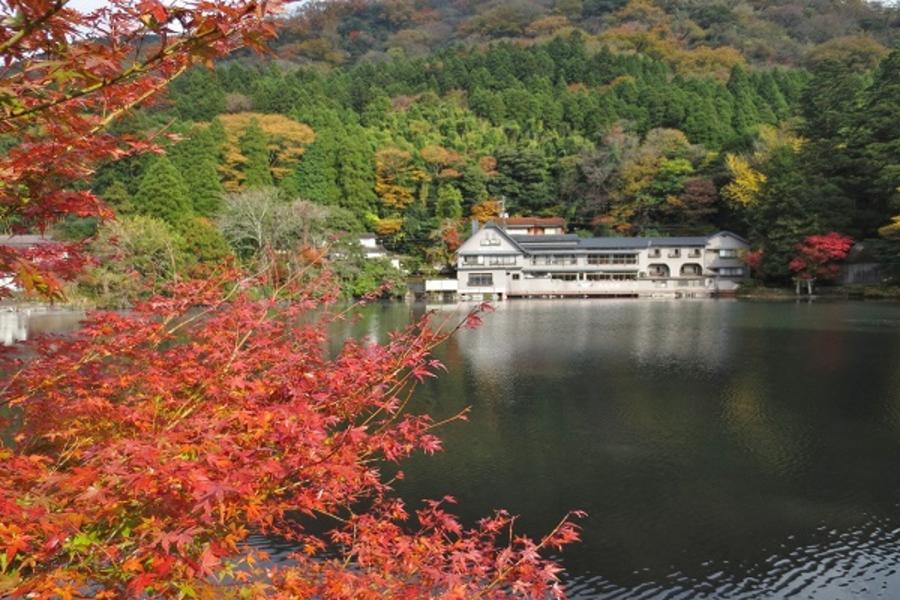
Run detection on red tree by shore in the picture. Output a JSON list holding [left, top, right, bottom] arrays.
[[789, 232, 854, 281], [0, 2, 581, 597]]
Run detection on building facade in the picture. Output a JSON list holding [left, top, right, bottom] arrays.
[[456, 224, 749, 300]]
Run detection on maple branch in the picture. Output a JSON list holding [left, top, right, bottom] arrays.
[[0, 0, 70, 56], [1, 26, 219, 123]]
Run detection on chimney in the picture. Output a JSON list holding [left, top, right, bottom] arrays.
[[471, 219, 479, 236]]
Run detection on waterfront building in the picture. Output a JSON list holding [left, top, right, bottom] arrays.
[[456, 223, 749, 300]]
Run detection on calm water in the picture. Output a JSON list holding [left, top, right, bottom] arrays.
[[14, 300, 900, 598], [334, 300, 900, 599]]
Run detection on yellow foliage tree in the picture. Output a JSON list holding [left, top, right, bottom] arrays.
[[879, 216, 900, 239], [217, 113, 315, 191], [723, 125, 804, 207], [722, 154, 766, 207], [470, 199, 501, 223], [375, 147, 427, 210], [374, 216, 404, 237]]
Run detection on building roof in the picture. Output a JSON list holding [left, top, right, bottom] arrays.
[[497, 216, 566, 228], [467, 224, 743, 254], [511, 234, 581, 244]]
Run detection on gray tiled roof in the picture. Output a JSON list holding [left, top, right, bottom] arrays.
[[510, 234, 581, 243]]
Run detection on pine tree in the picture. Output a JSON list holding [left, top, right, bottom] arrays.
[[239, 118, 273, 188], [171, 128, 224, 217], [749, 148, 819, 282], [293, 133, 341, 204], [727, 66, 761, 135], [134, 156, 192, 225], [857, 49, 900, 224], [338, 123, 377, 215], [170, 67, 226, 121]]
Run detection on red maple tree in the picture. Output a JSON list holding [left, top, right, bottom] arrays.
[[0, 0, 280, 298], [788, 232, 854, 281], [0, 271, 582, 598], [0, 2, 582, 597]]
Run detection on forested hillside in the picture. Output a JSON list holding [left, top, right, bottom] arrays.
[[80, 0, 900, 290]]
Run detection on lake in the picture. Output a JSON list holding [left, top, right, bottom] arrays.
[[334, 299, 900, 599], [12, 299, 900, 599]]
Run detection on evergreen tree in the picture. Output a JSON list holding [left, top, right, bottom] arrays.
[[170, 67, 226, 121], [176, 217, 233, 264], [338, 123, 377, 215], [435, 185, 463, 219], [492, 146, 553, 212], [749, 148, 819, 282], [293, 133, 341, 204], [171, 128, 224, 217], [134, 156, 192, 225], [457, 163, 489, 208], [856, 49, 900, 225], [239, 118, 273, 188], [727, 66, 761, 135], [102, 179, 134, 215]]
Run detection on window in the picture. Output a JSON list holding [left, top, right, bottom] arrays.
[[719, 249, 738, 258], [532, 255, 577, 266], [587, 254, 637, 265], [551, 273, 579, 281], [462, 255, 483, 266], [648, 249, 661, 258], [719, 267, 744, 277], [668, 249, 681, 258], [648, 265, 670, 277], [586, 273, 638, 281], [688, 248, 702, 258], [468, 273, 494, 287], [480, 232, 501, 246], [487, 255, 516, 266], [512, 273, 520, 281], [524, 272, 550, 279]]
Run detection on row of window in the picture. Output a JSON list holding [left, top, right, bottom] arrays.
[[463, 255, 517, 266], [463, 250, 739, 266], [648, 249, 703, 259], [466, 271, 728, 287]]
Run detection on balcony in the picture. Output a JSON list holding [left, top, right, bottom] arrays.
[[647, 264, 670, 278], [680, 263, 703, 276]]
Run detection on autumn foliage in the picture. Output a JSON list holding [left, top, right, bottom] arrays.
[[0, 270, 581, 598], [0, 0, 281, 298], [789, 232, 854, 281], [0, 1, 582, 597]]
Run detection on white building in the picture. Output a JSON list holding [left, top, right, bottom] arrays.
[[456, 224, 749, 300], [359, 233, 402, 270]]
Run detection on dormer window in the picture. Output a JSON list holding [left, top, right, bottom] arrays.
[[480, 232, 501, 246]]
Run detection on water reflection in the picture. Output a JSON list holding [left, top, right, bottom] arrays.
[[393, 300, 900, 599], [0, 309, 84, 346], [12, 299, 900, 598]]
